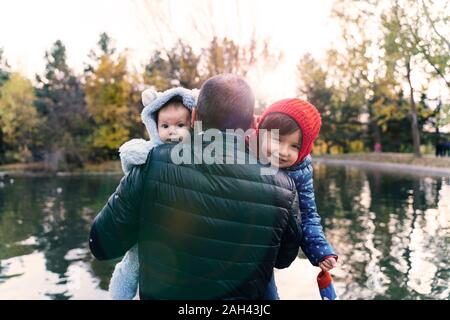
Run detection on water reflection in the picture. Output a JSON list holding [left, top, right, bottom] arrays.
[[0, 167, 448, 300], [313, 164, 449, 299], [0, 175, 120, 299]]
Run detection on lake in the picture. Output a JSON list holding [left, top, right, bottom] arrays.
[[0, 163, 448, 300]]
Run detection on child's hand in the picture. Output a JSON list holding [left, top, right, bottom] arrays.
[[319, 257, 337, 271]]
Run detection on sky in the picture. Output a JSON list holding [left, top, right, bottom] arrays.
[[1, 0, 448, 114], [0, 0, 340, 101]]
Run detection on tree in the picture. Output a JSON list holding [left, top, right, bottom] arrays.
[[297, 54, 337, 153], [84, 32, 117, 75], [35, 40, 92, 169], [200, 36, 281, 81], [329, 0, 422, 153], [133, 0, 281, 98], [0, 48, 11, 160], [84, 33, 136, 159], [0, 48, 10, 87], [144, 40, 202, 90], [0, 73, 41, 163], [329, 0, 446, 155], [382, 2, 423, 156], [143, 36, 280, 95], [406, 0, 450, 88], [144, 51, 172, 91], [367, 79, 405, 147], [203, 36, 253, 77]]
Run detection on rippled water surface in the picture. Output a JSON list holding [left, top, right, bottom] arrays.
[[0, 164, 448, 299]]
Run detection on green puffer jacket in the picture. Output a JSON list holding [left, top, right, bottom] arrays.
[[89, 133, 302, 300]]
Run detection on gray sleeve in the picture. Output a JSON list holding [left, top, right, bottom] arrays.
[[109, 244, 140, 300]]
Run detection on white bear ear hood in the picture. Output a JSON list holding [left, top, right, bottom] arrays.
[[142, 89, 159, 107], [141, 87, 197, 146]]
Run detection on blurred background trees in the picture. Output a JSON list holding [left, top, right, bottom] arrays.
[[0, 0, 448, 168], [296, 0, 449, 156], [0, 73, 40, 163], [35, 40, 92, 169]]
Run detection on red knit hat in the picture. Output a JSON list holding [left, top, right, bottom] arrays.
[[256, 98, 322, 165]]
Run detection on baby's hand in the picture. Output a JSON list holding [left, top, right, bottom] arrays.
[[318, 257, 337, 272]]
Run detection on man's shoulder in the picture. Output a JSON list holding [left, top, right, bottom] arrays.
[[143, 143, 296, 193], [261, 168, 296, 192], [144, 143, 175, 164]]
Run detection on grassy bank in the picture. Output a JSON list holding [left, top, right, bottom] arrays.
[[74, 161, 122, 173], [0, 161, 122, 175], [315, 152, 450, 169], [1, 153, 449, 175]]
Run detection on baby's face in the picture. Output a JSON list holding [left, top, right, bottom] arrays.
[[157, 104, 191, 143], [260, 130, 302, 168]]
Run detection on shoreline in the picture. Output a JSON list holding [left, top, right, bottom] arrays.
[[0, 161, 123, 178], [314, 157, 450, 177], [2, 153, 450, 177], [0, 171, 123, 178]]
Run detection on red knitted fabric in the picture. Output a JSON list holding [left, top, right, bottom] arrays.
[[257, 98, 322, 165]]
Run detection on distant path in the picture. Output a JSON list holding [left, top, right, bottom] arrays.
[[315, 157, 450, 177], [2, 154, 450, 177]]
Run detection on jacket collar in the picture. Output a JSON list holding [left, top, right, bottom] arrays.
[[285, 155, 312, 172]]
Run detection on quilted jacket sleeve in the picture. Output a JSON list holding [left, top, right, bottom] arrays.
[[289, 158, 337, 266], [89, 164, 146, 260], [275, 190, 302, 269]]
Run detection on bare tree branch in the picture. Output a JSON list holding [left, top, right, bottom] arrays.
[[407, 22, 450, 87], [421, 0, 450, 51]]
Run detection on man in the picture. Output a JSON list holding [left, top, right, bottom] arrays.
[[89, 74, 301, 299]]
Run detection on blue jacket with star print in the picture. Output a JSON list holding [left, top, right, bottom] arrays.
[[284, 156, 337, 266]]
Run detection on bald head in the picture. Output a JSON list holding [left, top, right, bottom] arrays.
[[196, 74, 255, 131]]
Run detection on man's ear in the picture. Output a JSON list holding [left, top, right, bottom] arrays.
[[191, 108, 197, 128]]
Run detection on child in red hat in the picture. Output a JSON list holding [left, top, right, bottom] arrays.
[[256, 98, 338, 299]]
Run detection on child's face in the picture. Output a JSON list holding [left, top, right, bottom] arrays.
[[261, 129, 302, 168], [157, 104, 191, 143]]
